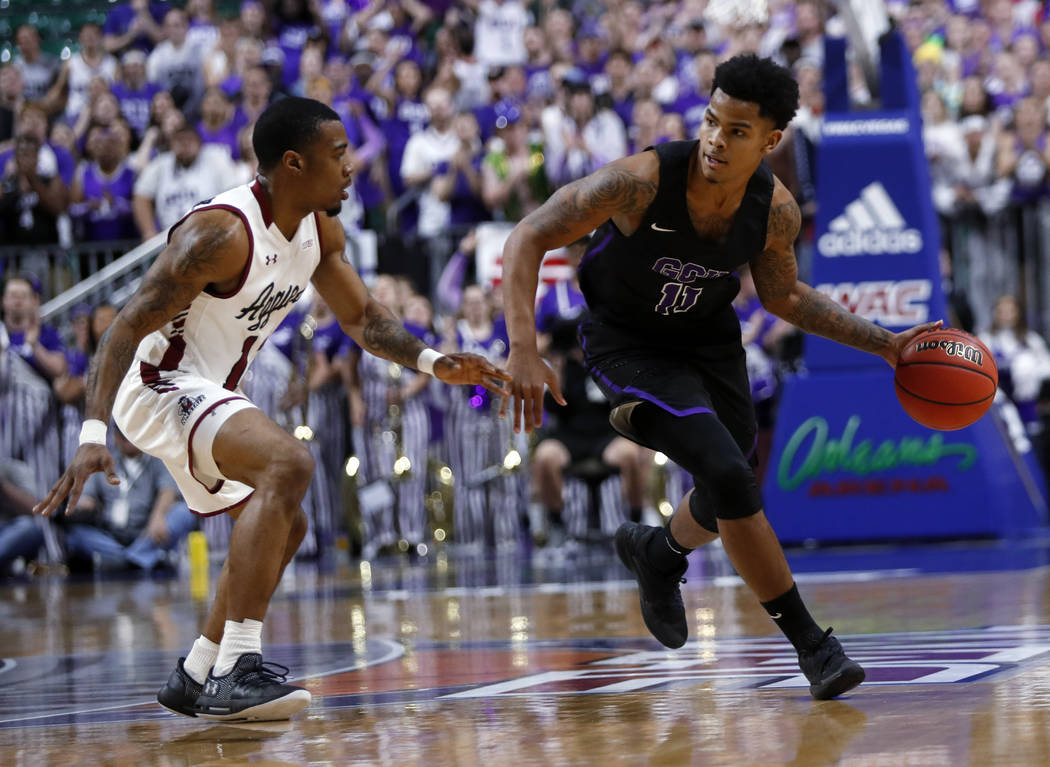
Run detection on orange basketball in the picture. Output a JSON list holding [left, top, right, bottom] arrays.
[[894, 328, 998, 431]]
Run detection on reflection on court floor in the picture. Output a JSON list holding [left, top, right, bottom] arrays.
[[1, 541, 1050, 766]]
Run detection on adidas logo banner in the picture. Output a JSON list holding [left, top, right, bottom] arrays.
[[817, 182, 923, 257]]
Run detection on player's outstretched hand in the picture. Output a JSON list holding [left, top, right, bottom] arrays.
[[433, 352, 512, 399], [32, 444, 119, 518], [884, 319, 944, 368], [505, 349, 567, 434]]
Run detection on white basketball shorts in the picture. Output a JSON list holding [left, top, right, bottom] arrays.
[[112, 364, 257, 515]]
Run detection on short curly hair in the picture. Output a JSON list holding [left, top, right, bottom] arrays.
[[711, 54, 799, 130]]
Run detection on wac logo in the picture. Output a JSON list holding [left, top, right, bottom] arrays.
[[818, 182, 923, 257], [914, 339, 985, 367], [815, 279, 930, 326]]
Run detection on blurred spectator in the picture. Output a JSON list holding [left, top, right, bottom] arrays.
[[931, 113, 1010, 217], [432, 110, 487, 230], [53, 302, 93, 408], [12, 26, 60, 104], [474, 0, 529, 69], [148, 9, 206, 116], [981, 294, 1050, 433], [601, 49, 635, 128], [197, 88, 240, 159], [73, 90, 123, 151], [186, 0, 220, 56], [103, 0, 168, 55], [960, 74, 993, 117], [0, 133, 69, 246], [271, 0, 329, 91], [672, 50, 717, 138], [232, 66, 275, 133], [0, 274, 66, 382], [204, 16, 245, 89], [628, 98, 667, 154], [0, 67, 23, 144], [400, 87, 460, 238], [987, 50, 1029, 122], [482, 102, 549, 221], [291, 43, 326, 98], [547, 73, 627, 186], [997, 97, 1050, 205], [47, 24, 119, 127], [0, 104, 75, 188], [792, 0, 826, 65], [132, 122, 235, 238], [575, 22, 609, 79], [112, 50, 161, 140], [71, 123, 140, 243], [0, 429, 197, 573]]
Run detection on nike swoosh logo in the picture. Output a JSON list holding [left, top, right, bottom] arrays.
[[769, 612, 782, 619], [650, 223, 676, 232]]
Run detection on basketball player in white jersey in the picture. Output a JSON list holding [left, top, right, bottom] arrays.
[[33, 97, 511, 722]]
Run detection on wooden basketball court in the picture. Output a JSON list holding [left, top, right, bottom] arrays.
[[2, 539, 1050, 766]]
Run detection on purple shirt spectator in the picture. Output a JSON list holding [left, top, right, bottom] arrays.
[[671, 91, 709, 138], [104, 2, 170, 53], [112, 80, 161, 139], [379, 96, 429, 197], [6, 325, 64, 380], [74, 161, 138, 241], [197, 121, 240, 159], [0, 143, 74, 185]]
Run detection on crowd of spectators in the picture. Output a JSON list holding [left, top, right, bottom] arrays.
[[4, 0, 1050, 572]]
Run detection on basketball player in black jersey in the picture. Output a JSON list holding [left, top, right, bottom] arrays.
[[503, 54, 941, 699]]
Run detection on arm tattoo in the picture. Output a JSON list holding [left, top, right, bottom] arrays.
[[766, 199, 801, 244], [83, 217, 236, 422], [783, 284, 893, 355], [754, 195, 892, 356], [361, 302, 426, 368], [529, 167, 657, 239]]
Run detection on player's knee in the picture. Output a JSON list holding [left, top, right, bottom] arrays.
[[267, 443, 315, 502], [707, 463, 762, 520], [688, 485, 719, 534]]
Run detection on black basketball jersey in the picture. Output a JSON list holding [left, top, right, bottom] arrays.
[[578, 140, 774, 347]]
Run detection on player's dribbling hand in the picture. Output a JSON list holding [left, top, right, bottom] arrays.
[[504, 349, 567, 434], [32, 444, 119, 518], [883, 319, 944, 368], [432, 352, 512, 399]]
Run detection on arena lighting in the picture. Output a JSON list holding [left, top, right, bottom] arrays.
[[393, 456, 412, 475], [658, 500, 675, 518], [345, 456, 360, 478], [503, 449, 522, 471], [438, 466, 453, 484], [434, 528, 447, 542], [293, 425, 314, 441], [653, 452, 669, 466]]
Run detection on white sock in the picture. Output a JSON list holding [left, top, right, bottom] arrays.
[[183, 635, 219, 685], [212, 619, 263, 677]]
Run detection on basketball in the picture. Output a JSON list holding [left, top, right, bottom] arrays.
[[894, 328, 998, 431]]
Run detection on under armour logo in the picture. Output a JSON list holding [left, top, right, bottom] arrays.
[[265, 254, 278, 266], [204, 680, 219, 696]]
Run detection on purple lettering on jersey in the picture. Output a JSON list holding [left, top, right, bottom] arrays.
[[235, 282, 306, 332], [651, 258, 730, 283]]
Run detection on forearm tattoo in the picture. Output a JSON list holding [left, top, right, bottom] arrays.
[[784, 286, 893, 355], [362, 303, 426, 368], [528, 166, 657, 239]]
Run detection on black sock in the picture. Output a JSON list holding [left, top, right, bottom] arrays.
[[644, 525, 693, 574], [761, 583, 826, 652]]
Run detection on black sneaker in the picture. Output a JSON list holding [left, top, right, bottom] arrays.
[[195, 653, 311, 722], [798, 628, 866, 700], [156, 658, 204, 718], [615, 522, 688, 649]]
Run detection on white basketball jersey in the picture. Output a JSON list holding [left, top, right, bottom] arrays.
[[133, 179, 323, 390]]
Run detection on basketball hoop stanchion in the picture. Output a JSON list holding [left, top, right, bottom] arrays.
[[761, 31, 1047, 543]]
